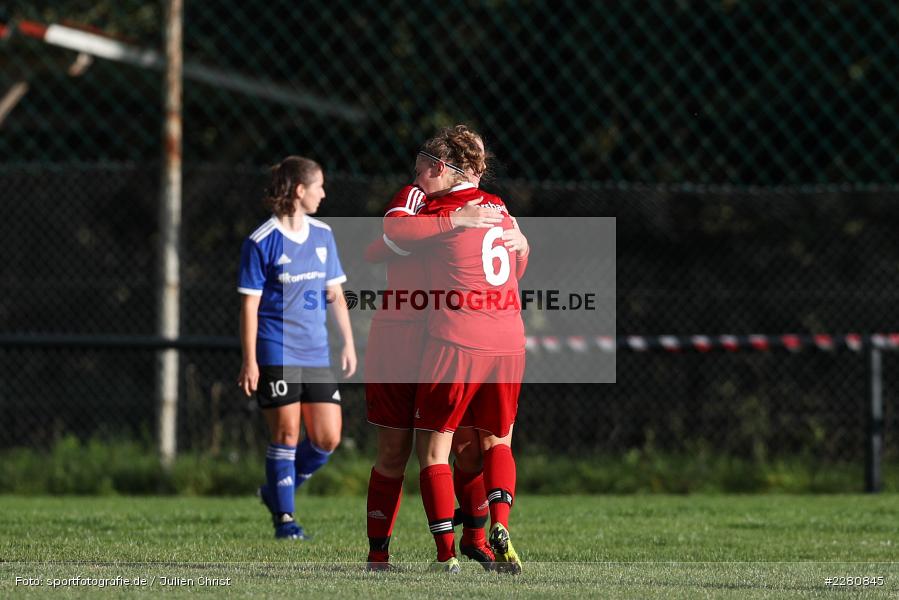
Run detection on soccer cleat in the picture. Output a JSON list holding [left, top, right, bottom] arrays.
[[488, 523, 522, 575], [365, 561, 402, 573], [427, 557, 461, 574], [459, 541, 496, 571], [273, 513, 310, 540]]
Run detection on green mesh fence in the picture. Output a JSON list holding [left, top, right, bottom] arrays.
[[3, 1, 898, 184], [2, 2, 897, 470]]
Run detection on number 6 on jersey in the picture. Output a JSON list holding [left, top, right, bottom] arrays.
[[482, 226, 511, 285]]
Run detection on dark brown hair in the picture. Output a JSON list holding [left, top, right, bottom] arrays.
[[263, 156, 322, 217], [419, 124, 487, 182]]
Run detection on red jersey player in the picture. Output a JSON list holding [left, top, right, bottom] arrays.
[[363, 142, 505, 571], [387, 128, 528, 574]]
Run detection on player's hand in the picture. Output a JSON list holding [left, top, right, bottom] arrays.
[[237, 361, 259, 397], [450, 198, 503, 229], [502, 227, 529, 254], [340, 345, 357, 378]]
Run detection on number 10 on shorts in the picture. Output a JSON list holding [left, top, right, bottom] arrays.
[[269, 380, 288, 397]]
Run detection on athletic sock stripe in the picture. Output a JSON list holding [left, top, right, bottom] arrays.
[[266, 450, 297, 459], [266, 449, 297, 456], [487, 488, 513, 506], [428, 519, 454, 534]]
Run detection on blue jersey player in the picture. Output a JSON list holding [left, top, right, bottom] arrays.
[[237, 156, 356, 539]]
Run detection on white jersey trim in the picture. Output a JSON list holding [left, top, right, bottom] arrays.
[[237, 287, 263, 296], [449, 181, 476, 193], [307, 217, 332, 231], [405, 187, 425, 212], [383, 234, 411, 256], [326, 275, 347, 286], [272, 215, 310, 244], [249, 219, 276, 243], [384, 206, 416, 217]]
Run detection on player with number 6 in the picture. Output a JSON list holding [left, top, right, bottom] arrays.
[[382, 127, 529, 573]]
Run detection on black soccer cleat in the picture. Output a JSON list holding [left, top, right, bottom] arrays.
[[459, 541, 496, 571], [364, 561, 402, 573]]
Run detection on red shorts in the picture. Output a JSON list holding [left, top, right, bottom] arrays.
[[414, 339, 525, 437], [364, 319, 426, 429]]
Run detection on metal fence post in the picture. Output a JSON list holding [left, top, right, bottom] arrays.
[[865, 346, 883, 493], [157, 0, 183, 469]]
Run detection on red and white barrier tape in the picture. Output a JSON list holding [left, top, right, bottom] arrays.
[[524, 334, 899, 353], [0, 333, 895, 354]]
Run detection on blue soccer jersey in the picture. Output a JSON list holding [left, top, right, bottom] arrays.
[[238, 216, 347, 367]]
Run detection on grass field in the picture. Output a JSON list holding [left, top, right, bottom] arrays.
[[1, 494, 898, 598]]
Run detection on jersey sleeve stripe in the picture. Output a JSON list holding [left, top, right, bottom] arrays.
[[383, 234, 412, 256], [411, 189, 425, 212], [249, 222, 275, 242], [325, 275, 347, 286], [385, 207, 416, 216], [237, 287, 263, 296], [250, 220, 274, 238]]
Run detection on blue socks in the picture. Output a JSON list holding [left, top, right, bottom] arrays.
[[295, 438, 332, 488], [265, 443, 297, 515], [262, 439, 332, 516]]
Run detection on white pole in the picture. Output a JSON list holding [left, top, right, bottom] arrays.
[[157, 0, 183, 469]]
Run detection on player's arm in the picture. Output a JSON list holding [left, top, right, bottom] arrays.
[[384, 200, 503, 244], [236, 238, 265, 396], [364, 235, 398, 264], [237, 293, 261, 396], [326, 283, 357, 378], [367, 201, 502, 263]]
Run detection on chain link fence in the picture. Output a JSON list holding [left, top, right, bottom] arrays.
[[4, 1, 899, 183], [2, 166, 896, 466], [2, 2, 898, 473]]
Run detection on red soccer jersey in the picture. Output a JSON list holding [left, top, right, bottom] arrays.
[[418, 183, 526, 355], [371, 185, 429, 322]]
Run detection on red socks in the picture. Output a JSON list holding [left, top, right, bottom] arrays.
[[453, 465, 489, 546], [366, 468, 404, 562], [420, 464, 456, 561], [371, 450, 514, 563], [483, 444, 516, 529]]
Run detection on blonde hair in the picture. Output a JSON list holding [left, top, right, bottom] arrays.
[[263, 156, 322, 217], [419, 125, 487, 183]]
